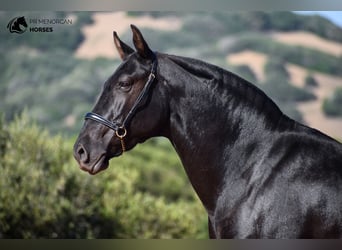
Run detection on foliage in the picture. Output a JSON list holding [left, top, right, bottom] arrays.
[[258, 79, 310, 122], [1, 11, 341, 136], [304, 74, 319, 88], [261, 58, 316, 103], [267, 12, 342, 43], [0, 48, 118, 134], [264, 57, 289, 79], [121, 27, 209, 55], [0, 115, 9, 157], [276, 102, 304, 123], [227, 34, 342, 76], [121, 12, 342, 68], [0, 113, 207, 238], [232, 65, 257, 84], [260, 74, 316, 103], [257, 58, 315, 122], [322, 87, 342, 117], [180, 12, 342, 42]]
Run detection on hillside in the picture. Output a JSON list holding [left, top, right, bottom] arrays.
[[1, 11, 341, 139], [226, 31, 342, 139], [75, 12, 182, 59], [75, 12, 342, 139], [271, 31, 342, 56]]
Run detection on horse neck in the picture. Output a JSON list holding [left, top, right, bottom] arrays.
[[158, 54, 293, 213]]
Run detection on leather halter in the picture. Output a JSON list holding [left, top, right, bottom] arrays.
[[84, 53, 158, 154]]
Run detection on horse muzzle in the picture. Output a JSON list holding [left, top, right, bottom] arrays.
[[73, 143, 109, 175]]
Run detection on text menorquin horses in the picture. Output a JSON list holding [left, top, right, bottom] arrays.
[[74, 25, 342, 238]]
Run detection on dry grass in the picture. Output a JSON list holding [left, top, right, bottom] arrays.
[[227, 50, 268, 82], [75, 12, 182, 59], [272, 31, 342, 56]]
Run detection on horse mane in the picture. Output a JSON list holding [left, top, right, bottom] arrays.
[[166, 54, 220, 82], [166, 54, 285, 126]]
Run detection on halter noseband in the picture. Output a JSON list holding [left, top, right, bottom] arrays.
[[84, 53, 158, 154]]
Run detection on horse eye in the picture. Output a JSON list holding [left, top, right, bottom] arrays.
[[117, 81, 132, 92]]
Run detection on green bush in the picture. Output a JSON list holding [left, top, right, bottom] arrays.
[[233, 65, 257, 84], [0, 48, 118, 134], [257, 67, 314, 122], [305, 74, 319, 88], [277, 102, 304, 123], [260, 73, 316, 103], [322, 87, 342, 117], [264, 57, 289, 79], [0, 113, 207, 238], [0, 115, 9, 158]]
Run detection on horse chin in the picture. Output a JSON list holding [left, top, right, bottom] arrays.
[[81, 155, 109, 175]]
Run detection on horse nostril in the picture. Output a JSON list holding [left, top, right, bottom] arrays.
[[76, 144, 89, 163]]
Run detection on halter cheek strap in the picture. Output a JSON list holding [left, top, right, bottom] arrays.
[[84, 53, 158, 154]]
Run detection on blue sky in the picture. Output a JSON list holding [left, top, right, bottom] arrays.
[[295, 11, 342, 28]]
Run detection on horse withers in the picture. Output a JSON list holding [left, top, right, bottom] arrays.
[[74, 25, 342, 238]]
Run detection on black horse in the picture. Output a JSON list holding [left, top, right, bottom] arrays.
[[74, 25, 342, 238]]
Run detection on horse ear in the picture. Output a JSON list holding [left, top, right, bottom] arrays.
[[131, 24, 154, 59], [113, 31, 134, 60]]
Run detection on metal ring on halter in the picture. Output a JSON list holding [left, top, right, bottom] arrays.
[[115, 126, 127, 139]]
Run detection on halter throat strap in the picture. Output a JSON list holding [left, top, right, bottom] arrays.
[[84, 53, 158, 153]]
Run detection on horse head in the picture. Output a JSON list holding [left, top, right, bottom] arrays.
[[73, 25, 168, 175]]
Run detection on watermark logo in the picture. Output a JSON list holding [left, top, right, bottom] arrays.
[[7, 15, 73, 34], [7, 16, 28, 34]]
